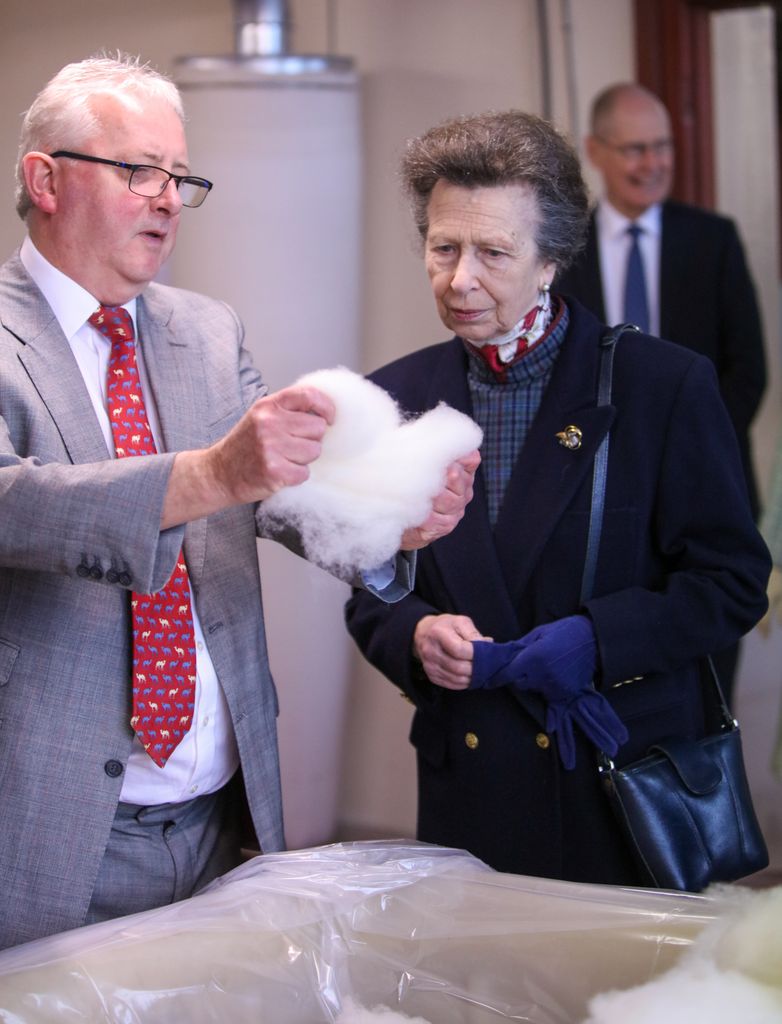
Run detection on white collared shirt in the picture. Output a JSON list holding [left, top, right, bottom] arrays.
[[20, 236, 239, 805], [595, 201, 662, 336]]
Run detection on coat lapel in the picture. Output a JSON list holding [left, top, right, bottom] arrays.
[[136, 288, 210, 583], [136, 290, 206, 456], [427, 306, 614, 630], [2, 258, 211, 583], [580, 214, 607, 321], [3, 256, 111, 464], [417, 343, 523, 639], [659, 201, 687, 339], [494, 315, 614, 610]]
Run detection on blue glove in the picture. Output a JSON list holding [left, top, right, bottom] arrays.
[[471, 616, 628, 770]]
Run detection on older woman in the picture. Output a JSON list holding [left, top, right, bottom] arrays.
[[345, 110, 770, 885]]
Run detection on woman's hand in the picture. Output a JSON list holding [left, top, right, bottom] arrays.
[[413, 613, 491, 690], [400, 451, 480, 550]]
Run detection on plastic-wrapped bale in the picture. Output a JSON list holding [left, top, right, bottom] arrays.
[[0, 840, 736, 1023]]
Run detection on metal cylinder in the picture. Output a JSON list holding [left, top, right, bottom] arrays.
[[233, 0, 291, 57]]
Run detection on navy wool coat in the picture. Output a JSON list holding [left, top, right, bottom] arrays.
[[345, 298, 770, 884]]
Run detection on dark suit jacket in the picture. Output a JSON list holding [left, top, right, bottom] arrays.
[[345, 299, 770, 884], [556, 201, 766, 516]]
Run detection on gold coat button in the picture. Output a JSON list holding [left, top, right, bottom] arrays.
[[535, 732, 550, 750], [464, 732, 479, 750]]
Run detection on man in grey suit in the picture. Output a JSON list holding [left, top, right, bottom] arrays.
[[556, 82, 767, 703], [0, 53, 478, 950]]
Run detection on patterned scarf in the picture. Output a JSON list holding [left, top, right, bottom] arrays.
[[466, 289, 556, 382]]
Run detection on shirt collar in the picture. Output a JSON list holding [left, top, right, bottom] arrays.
[[596, 199, 662, 242], [20, 235, 137, 341]]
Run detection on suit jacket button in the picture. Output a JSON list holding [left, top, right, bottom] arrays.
[[118, 572, 132, 587], [76, 562, 90, 578], [89, 565, 103, 581], [464, 732, 479, 750], [104, 760, 124, 778], [106, 569, 119, 584], [535, 732, 550, 750]]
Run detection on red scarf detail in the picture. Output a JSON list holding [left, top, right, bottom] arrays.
[[467, 298, 562, 381]]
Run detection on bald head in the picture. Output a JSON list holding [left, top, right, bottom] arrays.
[[590, 83, 670, 138], [586, 83, 674, 219]]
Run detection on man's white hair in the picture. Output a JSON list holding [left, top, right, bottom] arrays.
[[15, 51, 185, 221]]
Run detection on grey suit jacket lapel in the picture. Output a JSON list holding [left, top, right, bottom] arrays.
[[136, 287, 209, 584], [3, 254, 111, 464], [136, 289, 204, 456]]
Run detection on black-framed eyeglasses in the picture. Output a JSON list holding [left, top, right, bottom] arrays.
[[594, 137, 674, 162], [49, 151, 213, 208]]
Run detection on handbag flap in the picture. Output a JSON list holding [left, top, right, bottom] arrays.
[[647, 737, 723, 794]]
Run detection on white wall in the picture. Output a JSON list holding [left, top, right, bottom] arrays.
[[712, 5, 782, 867]]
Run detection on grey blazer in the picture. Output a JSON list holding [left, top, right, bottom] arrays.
[[0, 253, 289, 947]]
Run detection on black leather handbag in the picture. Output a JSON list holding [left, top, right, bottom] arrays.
[[597, 662, 768, 891], [583, 325, 769, 892]]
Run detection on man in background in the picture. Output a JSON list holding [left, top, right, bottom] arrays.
[[557, 82, 767, 702]]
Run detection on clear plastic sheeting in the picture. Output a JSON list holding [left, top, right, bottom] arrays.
[[0, 841, 734, 1023]]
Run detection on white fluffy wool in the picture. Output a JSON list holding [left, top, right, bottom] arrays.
[[586, 961, 782, 1024], [583, 885, 782, 1024], [707, 885, 782, 989], [336, 999, 433, 1024], [258, 367, 483, 574]]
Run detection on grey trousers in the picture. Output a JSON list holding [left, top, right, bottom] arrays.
[[85, 782, 243, 925]]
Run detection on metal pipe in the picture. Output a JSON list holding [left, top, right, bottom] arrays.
[[178, 0, 353, 79], [560, 0, 580, 140], [536, 0, 552, 122], [233, 0, 292, 56]]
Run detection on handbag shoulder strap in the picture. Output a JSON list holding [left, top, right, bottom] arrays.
[[579, 323, 638, 604], [582, 324, 735, 738]]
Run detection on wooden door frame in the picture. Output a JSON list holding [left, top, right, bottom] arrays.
[[634, 0, 779, 214]]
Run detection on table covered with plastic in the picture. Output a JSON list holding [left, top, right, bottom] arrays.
[[0, 840, 760, 1022]]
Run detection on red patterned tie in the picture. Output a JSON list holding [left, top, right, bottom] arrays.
[[90, 306, 196, 767]]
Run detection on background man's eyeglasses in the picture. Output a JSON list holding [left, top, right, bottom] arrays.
[[49, 151, 213, 208], [595, 138, 674, 161]]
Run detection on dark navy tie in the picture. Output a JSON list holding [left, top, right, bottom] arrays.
[[623, 223, 649, 333]]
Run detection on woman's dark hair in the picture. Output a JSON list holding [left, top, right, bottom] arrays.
[[400, 110, 589, 272]]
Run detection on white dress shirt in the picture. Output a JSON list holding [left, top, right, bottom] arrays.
[[595, 200, 662, 337], [20, 237, 240, 806]]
